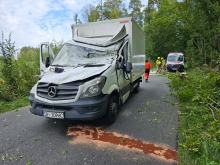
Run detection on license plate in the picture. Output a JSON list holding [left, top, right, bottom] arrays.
[[43, 111, 64, 119]]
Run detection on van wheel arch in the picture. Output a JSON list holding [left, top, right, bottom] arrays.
[[110, 90, 120, 104], [104, 91, 120, 124], [133, 78, 141, 93]]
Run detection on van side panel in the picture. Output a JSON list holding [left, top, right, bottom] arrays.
[[131, 21, 145, 82]]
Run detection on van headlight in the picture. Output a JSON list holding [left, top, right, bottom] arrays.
[[81, 76, 106, 98]]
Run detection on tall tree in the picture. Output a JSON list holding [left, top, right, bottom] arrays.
[[180, 0, 220, 66], [129, 0, 144, 26], [87, 5, 101, 22], [87, 0, 128, 22], [144, 0, 188, 59], [0, 33, 18, 100], [103, 0, 124, 19], [74, 14, 82, 24], [144, 0, 220, 67]]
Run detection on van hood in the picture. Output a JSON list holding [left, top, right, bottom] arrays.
[[39, 64, 110, 84]]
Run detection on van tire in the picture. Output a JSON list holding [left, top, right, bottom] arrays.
[[105, 95, 118, 124]]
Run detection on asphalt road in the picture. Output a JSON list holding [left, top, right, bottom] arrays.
[[0, 75, 178, 165]]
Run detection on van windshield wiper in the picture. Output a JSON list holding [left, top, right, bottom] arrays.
[[50, 64, 68, 67], [77, 63, 105, 67], [84, 64, 105, 67]]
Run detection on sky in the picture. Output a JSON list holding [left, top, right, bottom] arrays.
[[0, 0, 148, 48]]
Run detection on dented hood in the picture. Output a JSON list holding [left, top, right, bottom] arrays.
[[39, 64, 110, 84]]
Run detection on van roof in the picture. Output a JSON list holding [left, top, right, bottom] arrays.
[[168, 52, 184, 56], [71, 17, 133, 47]]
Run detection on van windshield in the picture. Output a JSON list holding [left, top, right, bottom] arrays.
[[52, 44, 115, 67], [167, 55, 183, 62], [167, 56, 178, 62]]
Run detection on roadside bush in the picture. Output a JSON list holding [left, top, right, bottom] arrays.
[[14, 60, 39, 95], [0, 60, 39, 101], [168, 69, 220, 164], [169, 69, 220, 103], [19, 47, 39, 63], [0, 33, 39, 102]]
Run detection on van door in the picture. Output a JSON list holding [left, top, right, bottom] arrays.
[[117, 41, 131, 103], [40, 42, 55, 75]]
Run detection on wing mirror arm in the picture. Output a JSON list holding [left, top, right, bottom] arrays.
[[116, 57, 122, 69], [45, 57, 50, 68], [116, 59, 125, 70], [116, 58, 132, 73]]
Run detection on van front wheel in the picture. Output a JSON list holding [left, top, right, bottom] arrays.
[[105, 96, 118, 124]]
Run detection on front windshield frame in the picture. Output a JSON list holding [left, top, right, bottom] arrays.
[[51, 43, 116, 67]]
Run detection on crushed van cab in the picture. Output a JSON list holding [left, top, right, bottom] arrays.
[[29, 17, 145, 123]]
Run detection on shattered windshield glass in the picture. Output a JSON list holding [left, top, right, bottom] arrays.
[[52, 43, 115, 67]]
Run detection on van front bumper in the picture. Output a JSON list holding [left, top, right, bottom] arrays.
[[29, 94, 109, 120], [167, 64, 184, 72]]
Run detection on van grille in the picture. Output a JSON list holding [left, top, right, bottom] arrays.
[[37, 82, 82, 100]]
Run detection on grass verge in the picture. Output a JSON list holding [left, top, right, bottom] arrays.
[[168, 69, 220, 165], [0, 97, 29, 114]]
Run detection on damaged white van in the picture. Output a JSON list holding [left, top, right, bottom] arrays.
[[29, 17, 145, 123]]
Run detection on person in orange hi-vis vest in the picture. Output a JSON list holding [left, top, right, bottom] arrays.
[[144, 59, 151, 82]]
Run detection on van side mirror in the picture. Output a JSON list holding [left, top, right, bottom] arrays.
[[125, 62, 132, 73], [45, 57, 50, 68]]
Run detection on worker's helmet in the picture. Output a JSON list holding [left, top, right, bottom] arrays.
[[161, 57, 164, 60], [157, 57, 160, 60]]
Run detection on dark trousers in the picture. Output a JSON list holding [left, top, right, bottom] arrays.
[[145, 69, 150, 79]]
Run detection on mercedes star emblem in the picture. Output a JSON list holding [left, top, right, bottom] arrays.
[[48, 86, 57, 98]]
